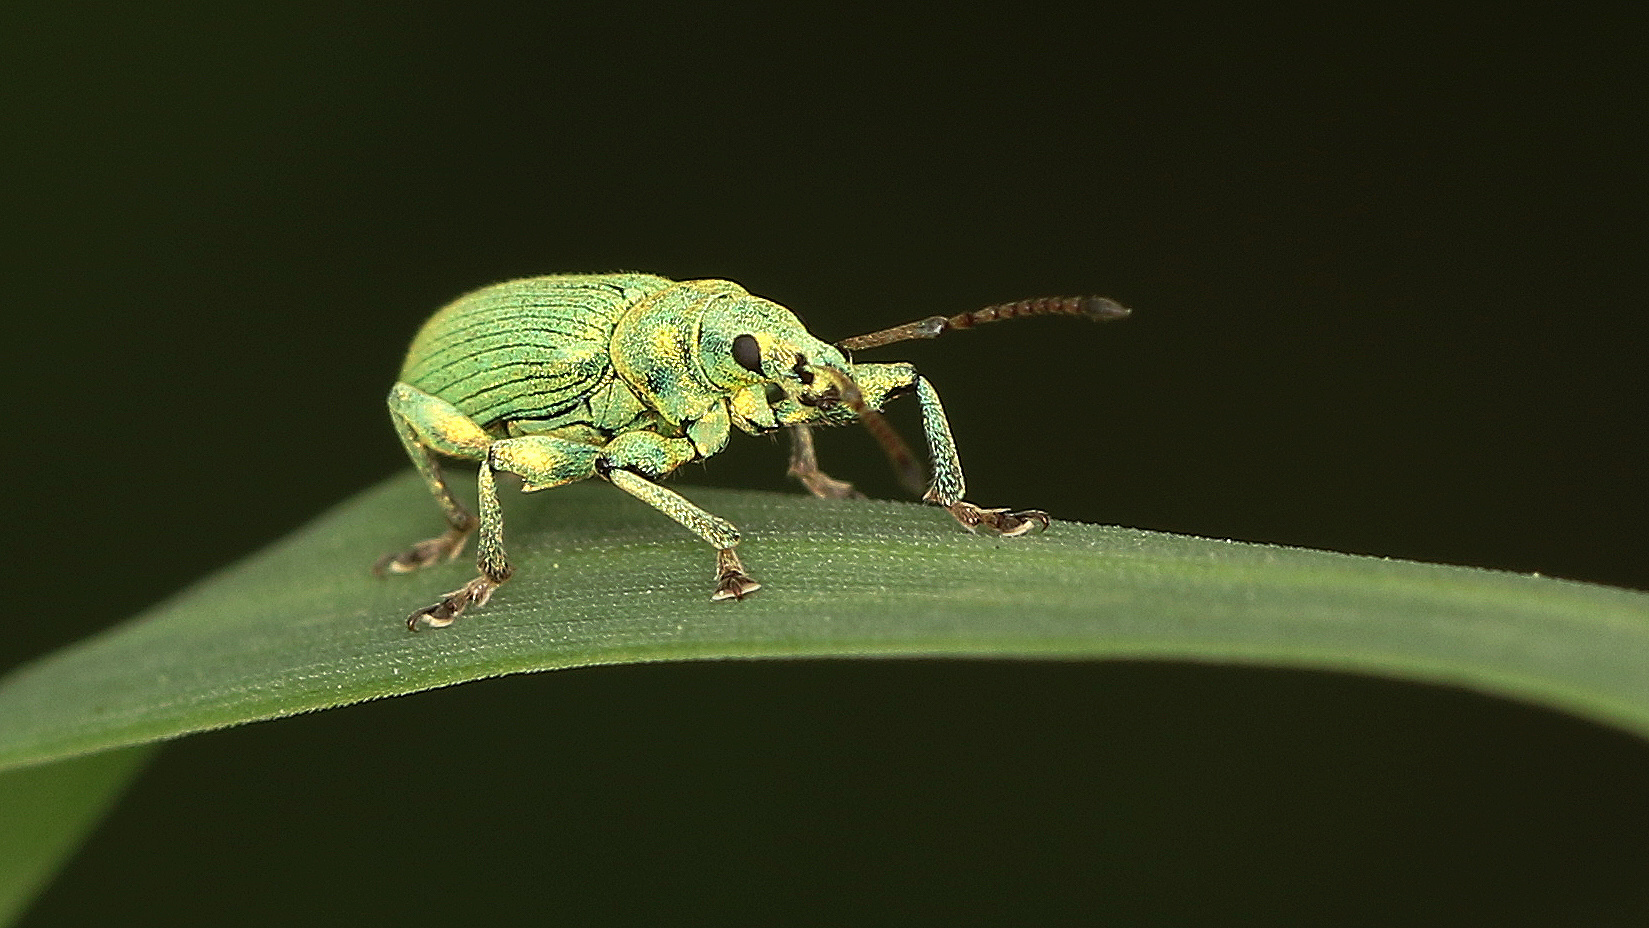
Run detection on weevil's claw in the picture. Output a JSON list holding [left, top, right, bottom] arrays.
[[712, 575, 761, 601], [374, 527, 471, 576], [944, 502, 1051, 538], [711, 548, 762, 601], [407, 576, 499, 631]]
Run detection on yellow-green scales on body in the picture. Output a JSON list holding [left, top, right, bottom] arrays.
[[381, 273, 1130, 630]]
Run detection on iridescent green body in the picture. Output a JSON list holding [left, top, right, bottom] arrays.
[[380, 273, 1129, 630], [399, 273, 664, 439]]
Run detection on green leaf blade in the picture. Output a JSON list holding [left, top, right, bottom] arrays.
[[0, 745, 155, 925], [2, 474, 1646, 775]]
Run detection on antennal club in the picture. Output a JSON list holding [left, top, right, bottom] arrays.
[[837, 295, 1130, 351]]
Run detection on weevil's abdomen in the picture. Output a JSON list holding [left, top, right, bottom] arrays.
[[399, 273, 673, 432]]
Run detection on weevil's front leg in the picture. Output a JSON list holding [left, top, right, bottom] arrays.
[[914, 376, 1050, 537], [600, 432, 760, 600], [377, 383, 492, 575], [406, 434, 603, 630], [786, 424, 865, 500]]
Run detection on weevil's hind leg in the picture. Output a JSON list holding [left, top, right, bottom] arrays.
[[376, 383, 494, 575], [407, 456, 513, 630], [913, 376, 1050, 537], [786, 424, 865, 500], [407, 434, 604, 631]]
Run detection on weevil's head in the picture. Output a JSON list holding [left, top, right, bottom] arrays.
[[699, 289, 929, 497], [699, 295, 862, 414]]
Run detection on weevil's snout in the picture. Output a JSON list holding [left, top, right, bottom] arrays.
[[794, 364, 865, 415]]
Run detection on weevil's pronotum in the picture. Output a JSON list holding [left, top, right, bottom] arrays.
[[378, 274, 1129, 630]]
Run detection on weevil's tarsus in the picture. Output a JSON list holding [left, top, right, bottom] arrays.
[[373, 523, 472, 575], [787, 424, 865, 499], [938, 500, 1051, 537], [712, 547, 761, 601], [837, 295, 1130, 351], [407, 575, 501, 631]]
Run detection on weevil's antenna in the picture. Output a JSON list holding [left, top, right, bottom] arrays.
[[854, 407, 928, 498], [808, 365, 929, 498], [837, 295, 1130, 351]]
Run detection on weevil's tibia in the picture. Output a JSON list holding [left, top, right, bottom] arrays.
[[374, 524, 471, 576], [407, 456, 514, 631], [837, 295, 1130, 351], [911, 376, 963, 503]]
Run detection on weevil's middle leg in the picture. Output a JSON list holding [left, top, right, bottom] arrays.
[[786, 424, 865, 500], [606, 466, 761, 600], [598, 432, 761, 601]]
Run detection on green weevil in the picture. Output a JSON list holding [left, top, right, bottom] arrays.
[[378, 273, 1129, 630]]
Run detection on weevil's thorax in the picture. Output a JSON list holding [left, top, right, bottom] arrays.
[[609, 279, 754, 424], [610, 278, 846, 426]]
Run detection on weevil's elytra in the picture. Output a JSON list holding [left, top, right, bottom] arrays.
[[378, 273, 1130, 630]]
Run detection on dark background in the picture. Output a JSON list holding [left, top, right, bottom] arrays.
[[4, 4, 1646, 925]]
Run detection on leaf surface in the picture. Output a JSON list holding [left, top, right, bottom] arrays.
[[3, 474, 1645, 777]]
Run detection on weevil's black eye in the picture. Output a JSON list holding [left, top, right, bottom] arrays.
[[732, 334, 763, 374]]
